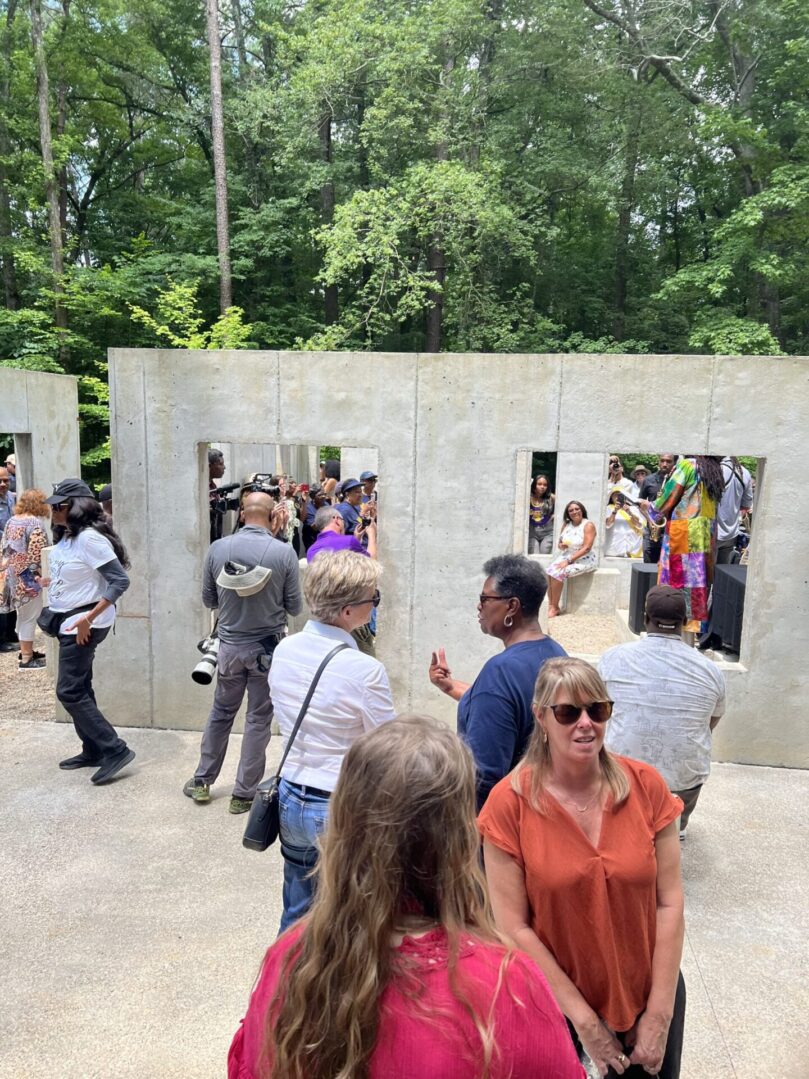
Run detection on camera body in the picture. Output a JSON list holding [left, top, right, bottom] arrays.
[[192, 634, 220, 685], [241, 473, 281, 499]]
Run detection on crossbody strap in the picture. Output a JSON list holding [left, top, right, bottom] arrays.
[[274, 643, 350, 781]]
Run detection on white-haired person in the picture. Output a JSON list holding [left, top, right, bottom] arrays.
[[229, 716, 585, 1079], [480, 657, 685, 1078], [268, 550, 395, 933]]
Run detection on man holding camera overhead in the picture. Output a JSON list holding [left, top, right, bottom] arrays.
[[184, 491, 302, 814]]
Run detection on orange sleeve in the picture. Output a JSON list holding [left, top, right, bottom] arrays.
[[477, 778, 525, 866]]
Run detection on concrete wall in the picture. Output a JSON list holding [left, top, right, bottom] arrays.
[[0, 369, 80, 493], [102, 350, 809, 769]]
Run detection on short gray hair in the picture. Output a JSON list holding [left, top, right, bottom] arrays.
[[305, 550, 382, 624], [314, 505, 341, 532]]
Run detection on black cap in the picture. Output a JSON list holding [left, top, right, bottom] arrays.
[[98, 483, 112, 503], [645, 585, 687, 631], [45, 478, 95, 504]]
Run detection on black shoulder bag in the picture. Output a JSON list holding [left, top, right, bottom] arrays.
[[242, 642, 350, 852]]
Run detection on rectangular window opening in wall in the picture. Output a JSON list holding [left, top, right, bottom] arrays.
[[607, 451, 761, 665], [204, 442, 379, 558], [526, 451, 558, 554]]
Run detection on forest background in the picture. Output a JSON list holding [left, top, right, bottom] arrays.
[[1, 0, 806, 480]]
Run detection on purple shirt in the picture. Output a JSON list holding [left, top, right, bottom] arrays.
[[306, 531, 368, 562]]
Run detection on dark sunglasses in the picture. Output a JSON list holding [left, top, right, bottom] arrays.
[[347, 589, 381, 609], [53, 501, 70, 511], [548, 701, 613, 725], [478, 593, 513, 605]]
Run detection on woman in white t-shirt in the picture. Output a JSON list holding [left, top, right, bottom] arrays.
[[39, 478, 135, 785]]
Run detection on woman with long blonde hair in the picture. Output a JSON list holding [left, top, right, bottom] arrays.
[[479, 658, 686, 1079], [229, 715, 584, 1079]]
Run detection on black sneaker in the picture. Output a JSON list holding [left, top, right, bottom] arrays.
[[60, 752, 103, 770], [0, 641, 20, 652], [91, 747, 136, 785], [19, 655, 46, 670]]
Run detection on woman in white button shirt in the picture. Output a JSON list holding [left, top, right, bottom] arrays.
[[269, 550, 395, 933]]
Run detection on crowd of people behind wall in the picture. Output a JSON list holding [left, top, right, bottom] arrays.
[[530, 453, 754, 640], [1, 448, 743, 1077]]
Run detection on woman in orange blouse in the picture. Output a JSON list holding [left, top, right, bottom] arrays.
[[479, 657, 685, 1078]]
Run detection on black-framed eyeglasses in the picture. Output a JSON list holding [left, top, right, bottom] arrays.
[[548, 701, 613, 725], [479, 593, 512, 605], [347, 589, 381, 609]]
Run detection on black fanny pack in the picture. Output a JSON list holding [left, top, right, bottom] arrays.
[[37, 602, 99, 638]]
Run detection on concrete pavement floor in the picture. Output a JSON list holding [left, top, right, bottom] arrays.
[[1, 719, 807, 1079]]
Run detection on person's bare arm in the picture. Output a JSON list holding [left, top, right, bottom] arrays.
[[484, 841, 627, 1076], [568, 520, 596, 562], [627, 822, 685, 1073], [356, 520, 377, 558]]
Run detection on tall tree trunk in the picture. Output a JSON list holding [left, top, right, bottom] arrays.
[[425, 53, 454, 354], [612, 102, 642, 340], [30, 0, 67, 347], [318, 107, 338, 325], [206, 0, 232, 313], [0, 0, 19, 309]]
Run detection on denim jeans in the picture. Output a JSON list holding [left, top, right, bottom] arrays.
[[278, 778, 331, 935]]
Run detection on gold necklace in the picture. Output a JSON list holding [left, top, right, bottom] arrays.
[[555, 783, 603, 814]]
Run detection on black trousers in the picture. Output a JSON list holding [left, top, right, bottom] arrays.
[[642, 532, 662, 564], [0, 609, 17, 642], [568, 972, 686, 1079], [56, 628, 127, 760]]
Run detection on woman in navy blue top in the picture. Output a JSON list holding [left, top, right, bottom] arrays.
[[429, 554, 566, 811]]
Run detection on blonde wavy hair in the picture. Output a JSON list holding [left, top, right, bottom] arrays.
[[304, 549, 382, 623], [512, 657, 630, 813], [263, 715, 511, 1079]]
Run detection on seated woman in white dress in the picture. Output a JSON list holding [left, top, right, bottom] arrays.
[[546, 501, 597, 618], [604, 490, 644, 558]]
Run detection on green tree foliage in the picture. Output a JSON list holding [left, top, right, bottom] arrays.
[[0, 0, 806, 476]]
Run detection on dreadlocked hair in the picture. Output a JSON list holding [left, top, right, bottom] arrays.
[[263, 715, 511, 1079], [695, 456, 725, 503]]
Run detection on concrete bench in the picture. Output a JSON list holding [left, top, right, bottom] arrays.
[[561, 567, 620, 615]]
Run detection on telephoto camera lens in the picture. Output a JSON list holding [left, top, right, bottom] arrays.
[[192, 637, 220, 685]]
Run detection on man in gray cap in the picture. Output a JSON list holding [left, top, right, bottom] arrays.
[[599, 585, 726, 839], [184, 491, 302, 813]]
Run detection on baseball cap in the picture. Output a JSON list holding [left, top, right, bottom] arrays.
[[341, 478, 361, 493], [645, 586, 686, 631], [359, 470, 377, 482], [45, 478, 96, 504], [98, 483, 113, 503]]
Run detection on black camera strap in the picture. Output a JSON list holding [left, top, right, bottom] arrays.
[[273, 643, 350, 782]]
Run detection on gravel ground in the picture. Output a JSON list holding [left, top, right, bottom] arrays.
[[540, 611, 623, 657], [0, 631, 54, 723]]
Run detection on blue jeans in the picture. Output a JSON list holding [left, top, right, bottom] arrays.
[[278, 779, 331, 935]]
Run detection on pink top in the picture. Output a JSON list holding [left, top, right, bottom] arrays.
[[229, 924, 585, 1079]]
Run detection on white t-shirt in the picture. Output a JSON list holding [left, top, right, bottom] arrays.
[[48, 530, 117, 634], [600, 634, 726, 791]]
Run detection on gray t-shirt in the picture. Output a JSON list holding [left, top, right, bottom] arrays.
[[202, 525, 302, 645]]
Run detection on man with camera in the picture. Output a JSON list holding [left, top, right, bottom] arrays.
[[184, 491, 302, 813]]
